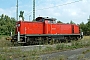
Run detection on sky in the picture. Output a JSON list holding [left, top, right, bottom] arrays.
[[0, 0, 90, 24]]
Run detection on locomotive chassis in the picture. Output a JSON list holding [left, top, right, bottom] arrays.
[[11, 33, 82, 45]]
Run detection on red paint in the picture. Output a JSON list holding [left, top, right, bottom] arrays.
[[15, 17, 80, 35], [73, 24, 80, 34], [16, 21, 43, 34]]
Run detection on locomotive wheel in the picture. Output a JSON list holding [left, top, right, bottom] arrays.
[[44, 37, 49, 44], [75, 37, 79, 41], [49, 39, 57, 45], [11, 40, 18, 46], [26, 37, 30, 45], [64, 37, 69, 43]]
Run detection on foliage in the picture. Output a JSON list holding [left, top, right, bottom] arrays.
[[57, 21, 62, 23], [0, 13, 90, 36], [70, 20, 75, 24], [56, 43, 65, 50], [65, 16, 90, 35], [0, 14, 16, 36], [0, 36, 90, 60], [79, 15, 90, 35], [57, 19, 90, 36], [79, 22, 88, 35]]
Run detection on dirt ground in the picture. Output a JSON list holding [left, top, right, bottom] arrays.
[[40, 47, 90, 60]]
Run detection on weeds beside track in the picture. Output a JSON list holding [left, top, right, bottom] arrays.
[[0, 36, 90, 60]]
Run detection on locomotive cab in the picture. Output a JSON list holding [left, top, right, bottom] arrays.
[[36, 17, 56, 23]]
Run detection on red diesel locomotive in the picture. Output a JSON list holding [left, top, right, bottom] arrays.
[[11, 17, 83, 45]]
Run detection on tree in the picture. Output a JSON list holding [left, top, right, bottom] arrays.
[[86, 15, 90, 35], [57, 21, 62, 23], [70, 20, 75, 24], [79, 22, 88, 35], [0, 14, 16, 35]]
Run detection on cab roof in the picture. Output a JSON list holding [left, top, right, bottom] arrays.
[[36, 17, 57, 21]]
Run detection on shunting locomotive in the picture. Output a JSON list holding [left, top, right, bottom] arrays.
[[11, 17, 83, 45]]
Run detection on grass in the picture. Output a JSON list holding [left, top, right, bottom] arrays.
[[82, 49, 90, 54], [82, 36, 90, 40], [77, 54, 85, 60], [0, 36, 14, 47], [0, 36, 90, 60]]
